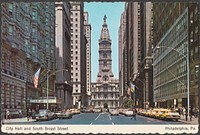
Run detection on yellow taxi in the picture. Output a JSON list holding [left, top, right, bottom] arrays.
[[149, 108, 160, 118], [159, 109, 180, 121]]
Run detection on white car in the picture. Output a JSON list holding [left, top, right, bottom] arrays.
[[110, 109, 119, 116], [35, 109, 54, 121], [125, 110, 133, 116]]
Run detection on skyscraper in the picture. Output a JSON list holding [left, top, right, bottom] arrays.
[[70, 1, 87, 108], [118, 7, 126, 106], [84, 12, 92, 106], [153, 3, 199, 108], [55, 1, 73, 109]]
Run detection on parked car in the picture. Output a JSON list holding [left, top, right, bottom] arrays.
[[58, 111, 72, 119], [138, 109, 146, 116], [35, 109, 54, 121], [110, 109, 119, 116], [160, 110, 180, 121], [9, 110, 20, 119], [124, 109, 133, 116], [149, 108, 160, 118], [53, 111, 62, 118], [93, 108, 101, 113]]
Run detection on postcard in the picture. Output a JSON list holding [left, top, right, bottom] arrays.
[[0, 0, 199, 134]]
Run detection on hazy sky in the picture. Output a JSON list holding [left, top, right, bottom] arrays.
[[84, 2, 125, 82]]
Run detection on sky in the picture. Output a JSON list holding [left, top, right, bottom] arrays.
[[84, 2, 125, 82]]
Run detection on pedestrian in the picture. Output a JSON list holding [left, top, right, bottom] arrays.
[[27, 109, 32, 121], [183, 107, 186, 119], [190, 107, 194, 121], [19, 110, 22, 118], [185, 108, 188, 121], [131, 108, 137, 120], [5, 109, 10, 120]]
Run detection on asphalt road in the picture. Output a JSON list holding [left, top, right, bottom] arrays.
[[10, 112, 185, 125]]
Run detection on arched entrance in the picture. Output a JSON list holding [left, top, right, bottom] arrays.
[[104, 103, 108, 109]]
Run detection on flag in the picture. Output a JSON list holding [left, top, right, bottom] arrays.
[[130, 82, 135, 93], [127, 87, 131, 96], [33, 67, 41, 88]]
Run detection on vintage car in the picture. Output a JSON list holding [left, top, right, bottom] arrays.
[[110, 109, 119, 116], [160, 110, 180, 121], [58, 111, 72, 119], [35, 109, 54, 121], [124, 109, 134, 116]]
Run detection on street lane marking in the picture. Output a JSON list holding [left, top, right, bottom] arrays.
[[95, 113, 102, 120], [108, 115, 112, 120], [90, 122, 93, 125], [112, 122, 114, 125]]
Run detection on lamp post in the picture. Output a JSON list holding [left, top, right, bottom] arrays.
[[46, 69, 68, 110], [155, 45, 190, 120]]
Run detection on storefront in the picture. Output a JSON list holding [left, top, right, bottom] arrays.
[[29, 97, 62, 112]]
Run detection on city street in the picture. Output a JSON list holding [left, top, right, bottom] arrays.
[[4, 112, 188, 125]]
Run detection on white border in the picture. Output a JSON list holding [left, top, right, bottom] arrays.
[[1, 125, 199, 134]]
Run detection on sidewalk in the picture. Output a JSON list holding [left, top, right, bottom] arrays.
[[2, 117, 36, 124], [179, 116, 199, 124]]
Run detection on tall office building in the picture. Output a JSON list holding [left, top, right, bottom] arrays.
[[153, 3, 199, 108], [70, 1, 87, 108], [1, 2, 56, 112], [118, 8, 126, 106], [55, 2, 72, 109], [84, 12, 92, 106], [135, 2, 153, 109], [125, 2, 141, 106], [91, 16, 120, 109]]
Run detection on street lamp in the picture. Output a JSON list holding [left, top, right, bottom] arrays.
[[155, 45, 190, 120], [46, 69, 69, 110]]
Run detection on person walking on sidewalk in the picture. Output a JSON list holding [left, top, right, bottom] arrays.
[[190, 106, 194, 121], [27, 109, 32, 121], [5, 109, 10, 120]]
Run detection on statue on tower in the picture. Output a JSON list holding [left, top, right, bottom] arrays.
[[103, 15, 107, 22]]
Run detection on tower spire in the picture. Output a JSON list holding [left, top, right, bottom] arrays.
[[103, 15, 107, 23]]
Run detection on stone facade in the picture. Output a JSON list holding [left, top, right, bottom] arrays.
[[91, 16, 119, 109], [55, 2, 73, 109], [70, 2, 87, 108], [1, 2, 56, 113]]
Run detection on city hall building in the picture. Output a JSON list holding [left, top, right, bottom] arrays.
[[91, 16, 119, 109]]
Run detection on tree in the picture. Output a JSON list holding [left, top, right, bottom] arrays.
[[123, 98, 133, 108]]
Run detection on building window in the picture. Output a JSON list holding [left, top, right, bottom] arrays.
[[75, 51, 78, 54], [8, 3, 13, 15], [76, 62, 78, 65], [32, 11, 36, 20], [8, 25, 13, 34], [103, 53, 107, 58], [103, 61, 107, 67]]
